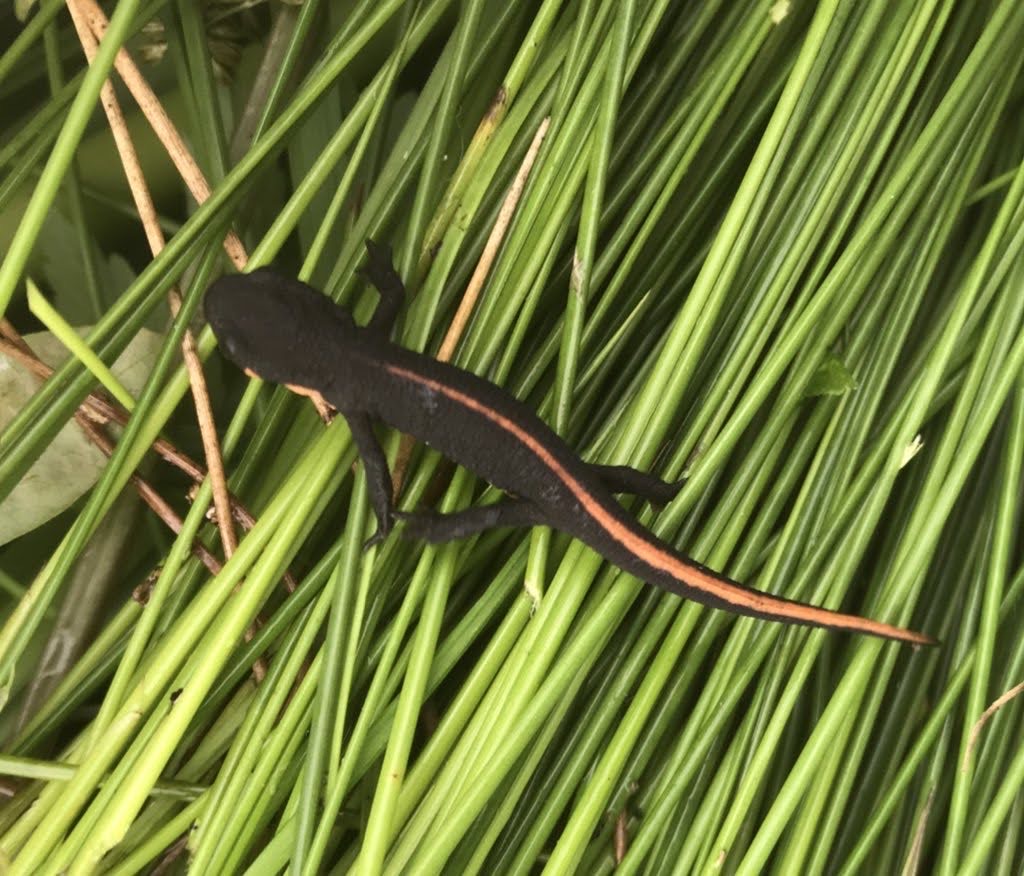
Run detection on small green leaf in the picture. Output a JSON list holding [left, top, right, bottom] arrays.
[[805, 353, 857, 398]]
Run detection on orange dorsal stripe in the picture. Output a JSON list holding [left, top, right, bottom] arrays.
[[384, 363, 932, 646]]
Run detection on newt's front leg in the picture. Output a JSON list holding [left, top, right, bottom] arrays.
[[360, 240, 407, 337], [344, 410, 395, 548]]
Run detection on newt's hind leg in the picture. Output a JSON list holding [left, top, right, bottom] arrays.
[[588, 463, 684, 506], [396, 498, 546, 543], [360, 239, 407, 336]]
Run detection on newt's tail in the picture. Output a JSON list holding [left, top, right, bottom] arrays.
[[580, 509, 935, 646]]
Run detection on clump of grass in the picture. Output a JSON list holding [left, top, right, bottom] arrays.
[[1, 1, 1023, 873]]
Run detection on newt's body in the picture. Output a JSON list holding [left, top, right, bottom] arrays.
[[204, 242, 934, 646]]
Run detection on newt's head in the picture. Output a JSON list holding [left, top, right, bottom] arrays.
[[205, 268, 355, 391]]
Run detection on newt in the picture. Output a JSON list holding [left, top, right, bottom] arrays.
[[204, 242, 934, 646]]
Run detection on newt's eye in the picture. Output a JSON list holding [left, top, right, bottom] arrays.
[[220, 334, 241, 361]]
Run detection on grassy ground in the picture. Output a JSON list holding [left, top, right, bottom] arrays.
[[1, 0, 1023, 872]]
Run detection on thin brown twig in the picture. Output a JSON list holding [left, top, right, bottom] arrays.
[[68, 0, 237, 559], [77, 415, 225, 577], [902, 785, 934, 876], [961, 679, 1024, 773], [1, 334, 196, 477], [151, 834, 190, 876], [614, 809, 628, 865], [1, 318, 33, 354], [76, 0, 247, 269], [437, 117, 551, 362], [391, 116, 551, 494]]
